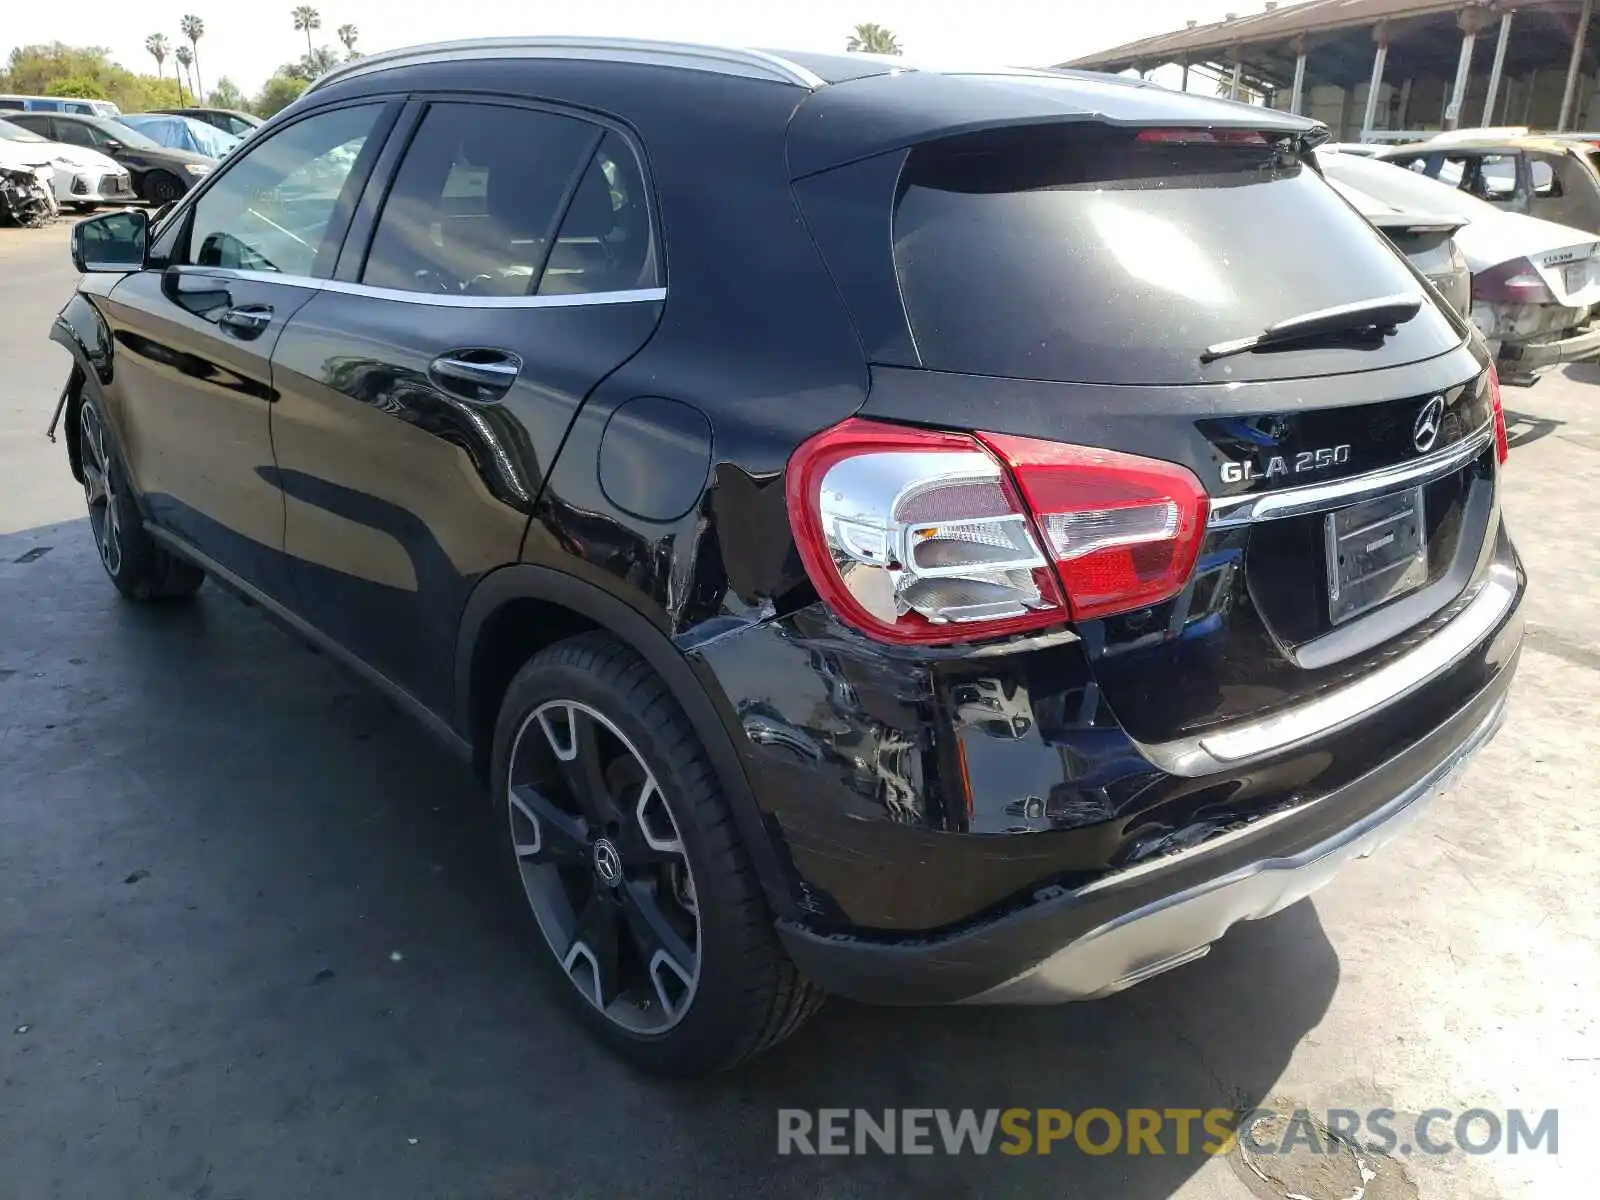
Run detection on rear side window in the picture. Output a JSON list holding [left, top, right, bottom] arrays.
[[362, 103, 622, 297], [892, 126, 1456, 386]]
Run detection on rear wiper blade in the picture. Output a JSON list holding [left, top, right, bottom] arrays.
[[1200, 293, 1424, 363]]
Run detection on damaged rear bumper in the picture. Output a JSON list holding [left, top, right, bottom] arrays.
[[775, 596, 1521, 1006], [1501, 320, 1600, 371]]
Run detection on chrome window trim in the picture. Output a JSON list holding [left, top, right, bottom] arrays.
[[169, 265, 666, 309], [1138, 561, 1519, 777], [1208, 423, 1494, 528], [310, 37, 826, 94]]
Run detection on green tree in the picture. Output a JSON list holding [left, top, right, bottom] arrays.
[[180, 15, 205, 101], [175, 44, 194, 104], [845, 23, 901, 55], [44, 76, 108, 99], [1, 43, 182, 111], [336, 24, 359, 59], [145, 33, 169, 87], [292, 7, 322, 59], [209, 76, 247, 109], [285, 46, 341, 81], [255, 72, 308, 118]]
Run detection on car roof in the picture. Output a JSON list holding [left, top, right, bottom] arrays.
[[1387, 135, 1587, 156], [154, 106, 258, 119], [307, 36, 1324, 178]]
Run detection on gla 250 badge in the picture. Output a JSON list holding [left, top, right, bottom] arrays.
[[1220, 444, 1352, 484]]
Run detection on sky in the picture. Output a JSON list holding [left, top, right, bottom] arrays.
[[1, 0, 1254, 98]]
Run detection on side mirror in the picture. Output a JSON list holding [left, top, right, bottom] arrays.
[[104, 139, 123, 152], [72, 208, 149, 273]]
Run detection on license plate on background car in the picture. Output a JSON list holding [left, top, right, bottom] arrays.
[[1564, 262, 1592, 295], [1325, 487, 1428, 625]]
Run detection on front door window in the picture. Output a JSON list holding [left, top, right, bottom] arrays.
[[186, 104, 383, 278]]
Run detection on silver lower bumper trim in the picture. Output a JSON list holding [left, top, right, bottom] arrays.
[[961, 692, 1507, 1005]]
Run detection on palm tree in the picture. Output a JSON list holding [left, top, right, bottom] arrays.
[[180, 16, 206, 102], [292, 6, 322, 59], [145, 33, 169, 86], [175, 45, 194, 105], [336, 23, 359, 59], [845, 23, 902, 55]]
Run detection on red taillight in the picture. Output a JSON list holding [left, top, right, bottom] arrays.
[[979, 433, 1209, 620], [785, 419, 1209, 644], [1487, 364, 1509, 465], [1472, 257, 1554, 305], [1135, 128, 1267, 145]]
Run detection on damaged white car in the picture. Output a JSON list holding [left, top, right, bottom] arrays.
[[1319, 149, 1600, 384], [0, 116, 134, 213]]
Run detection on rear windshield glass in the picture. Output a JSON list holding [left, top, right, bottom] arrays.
[[892, 126, 1462, 386]]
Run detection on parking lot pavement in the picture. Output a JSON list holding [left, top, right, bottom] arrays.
[[2, 222, 1597, 1199]]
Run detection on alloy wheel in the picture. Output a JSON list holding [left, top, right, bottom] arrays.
[[507, 699, 701, 1034], [80, 405, 123, 577]]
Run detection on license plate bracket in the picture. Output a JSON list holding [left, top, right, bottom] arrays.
[[1325, 487, 1428, 625], [1563, 262, 1588, 295]]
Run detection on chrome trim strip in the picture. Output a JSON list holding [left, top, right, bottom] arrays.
[[309, 37, 826, 94], [1140, 562, 1519, 777], [1209, 424, 1493, 528], [169, 266, 665, 310]]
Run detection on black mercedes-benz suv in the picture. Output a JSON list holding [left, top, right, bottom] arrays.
[[50, 37, 1524, 1076]]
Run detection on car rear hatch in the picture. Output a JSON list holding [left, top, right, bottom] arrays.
[[793, 117, 1508, 751]]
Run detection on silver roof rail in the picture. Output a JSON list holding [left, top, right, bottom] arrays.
[[308, 36, 827, 94]]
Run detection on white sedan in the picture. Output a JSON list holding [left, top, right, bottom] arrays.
[[0, 116, 136, 211], [1318, 149, 1600, 383]]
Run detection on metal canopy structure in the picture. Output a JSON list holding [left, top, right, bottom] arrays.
[[1059, 0, 1597, 136]]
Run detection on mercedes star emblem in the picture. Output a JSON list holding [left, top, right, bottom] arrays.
[[1413, 395, 1446, 454], [592, 837, 623, 886]]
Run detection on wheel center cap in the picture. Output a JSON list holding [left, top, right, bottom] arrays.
[[592, 837, 623, 887]]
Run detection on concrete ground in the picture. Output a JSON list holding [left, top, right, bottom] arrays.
[[1, 219, 1595, 1200]]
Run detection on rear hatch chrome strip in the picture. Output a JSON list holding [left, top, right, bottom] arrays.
[[1140, 561, 1519, 776], [1209, 423, 1493, 527]]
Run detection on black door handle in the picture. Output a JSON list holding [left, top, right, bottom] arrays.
[[428, 350, 522, 401]]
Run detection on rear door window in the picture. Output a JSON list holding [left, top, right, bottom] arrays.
[[1470, 155, 1518, 200], [891, 126, 1460, 386], [1530, 158, 1561, 197], [361, 102, 601, 297], [537, 132, 659, 296]]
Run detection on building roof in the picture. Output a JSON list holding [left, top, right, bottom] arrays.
[[1059, 0, 1581, 73]]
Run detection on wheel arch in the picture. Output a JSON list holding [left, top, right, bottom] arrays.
[[455, 563, 801, 920]]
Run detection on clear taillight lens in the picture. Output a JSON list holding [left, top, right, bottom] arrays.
[[786, 419, 1209, 644], [1473, 257, 1555, 305], [785, 420, 1066, 644], [1487, 363, 1509, 464]]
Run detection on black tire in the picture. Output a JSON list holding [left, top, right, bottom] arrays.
[[490, 632, 823, 1076], [78, 396, 204, 601], [70, 203, 98, 214], [141, 171, 183, 205]]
